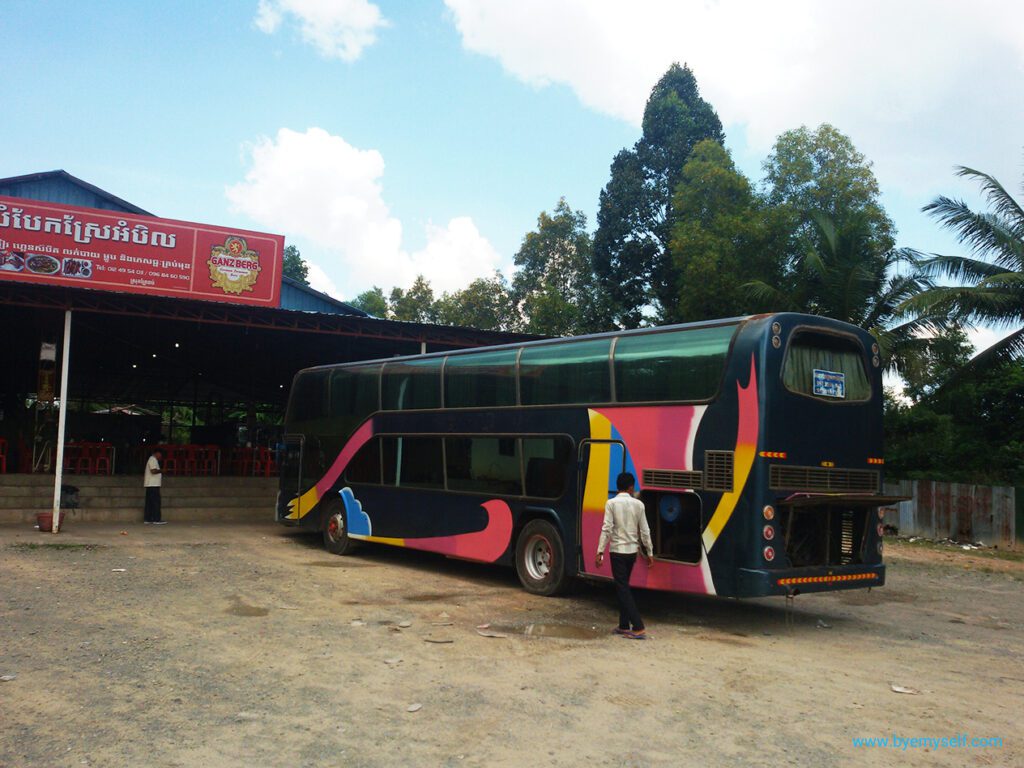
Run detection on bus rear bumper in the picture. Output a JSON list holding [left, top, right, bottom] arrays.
[[737, 564, 885, 597]]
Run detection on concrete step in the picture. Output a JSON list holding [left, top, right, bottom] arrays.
[[0, 493, 278, 512], [1, 506, 273, 525]]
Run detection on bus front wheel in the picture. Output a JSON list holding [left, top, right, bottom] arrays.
[[515, 519, 570, 596], [322, 501, 356, 556]]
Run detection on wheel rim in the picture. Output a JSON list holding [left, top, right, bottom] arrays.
[[524, 535, 553, 581], [326, 512, 345, 543]]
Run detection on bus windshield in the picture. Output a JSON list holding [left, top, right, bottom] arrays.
[[782, 330, 870, 401]]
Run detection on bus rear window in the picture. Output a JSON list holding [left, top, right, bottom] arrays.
[[783, 331, 871, 401]]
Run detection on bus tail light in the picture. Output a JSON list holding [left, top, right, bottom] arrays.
[[763, 525, 775, 541], [867, 457, 885, 465], [877, 524, 885, 537], [759, 451, 787, 459], [763, 505, 775, 521], [763, 546, 775, 562]]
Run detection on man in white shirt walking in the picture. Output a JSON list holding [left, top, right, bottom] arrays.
[[596, 472, 653, 639], [143, 448, 166, 525]]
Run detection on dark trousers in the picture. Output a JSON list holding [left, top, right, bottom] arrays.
[[610, 552, 644, 631], [144, 487, 162, 522]]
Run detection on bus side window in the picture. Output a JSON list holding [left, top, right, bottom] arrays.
[[391, 436, 444, 489], [520, 339, 611, 405], [445, 436, 522, 495], [330, 365, 380, 439], [286, 370, 329, 427], [382, 359, 442, 410], [523, 438, 571, 498], [444, 349, 517, 408], [345, 438, 381, 484]]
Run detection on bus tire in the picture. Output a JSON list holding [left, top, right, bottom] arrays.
[[515, 519, 570, 596], [322, 501, 357, 556]]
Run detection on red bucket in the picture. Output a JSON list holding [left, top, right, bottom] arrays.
[[37, 511, 62, 532]]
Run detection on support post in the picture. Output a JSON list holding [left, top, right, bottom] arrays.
[[52, 309, 72, 533]]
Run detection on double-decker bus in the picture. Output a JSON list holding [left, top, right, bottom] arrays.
[[277, 313, 894, 598]]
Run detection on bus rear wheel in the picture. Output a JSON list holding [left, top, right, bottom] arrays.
[[515, 519, 570, 596], [322, 501, 357, 555]]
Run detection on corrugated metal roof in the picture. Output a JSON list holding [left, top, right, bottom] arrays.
[[0, 169, 152, 215], [280, 275, 368, 317]]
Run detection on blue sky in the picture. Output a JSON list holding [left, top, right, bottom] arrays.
[[3, 0, 1022, 350]]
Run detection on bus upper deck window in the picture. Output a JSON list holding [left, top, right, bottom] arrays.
[[783, 331, 871, 401], [519, 339, 611, 406], [614, 325, 735, 403], [286, 370, 329, 425], [445, 349, 517, 408], [383, 358, 442, 410]]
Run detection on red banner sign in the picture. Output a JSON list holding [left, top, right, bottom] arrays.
[[0, 195, 283, 307]]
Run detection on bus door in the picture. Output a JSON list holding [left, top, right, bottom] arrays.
[[277, 434, 305, 521], [577, 439, 627, 570]]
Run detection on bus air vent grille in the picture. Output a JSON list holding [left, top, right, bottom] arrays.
[[769, 465, 880, 493], [703, 451, 734, 492], [642, 469, 703, 489]]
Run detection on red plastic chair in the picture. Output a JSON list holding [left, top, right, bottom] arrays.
[[161, 445, 178, 476], [199, 445, 220, 476], [94, 443, 113, 475], [181, 445, 199, 476], [0, 438, 7, 474], [75, 443, 95, 475]]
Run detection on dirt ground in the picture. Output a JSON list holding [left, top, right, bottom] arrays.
[[1, 522, 1020, 768]]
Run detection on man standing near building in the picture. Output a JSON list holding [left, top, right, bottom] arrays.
[[143, 448, 166, 525], [595, 472, 653, 639]]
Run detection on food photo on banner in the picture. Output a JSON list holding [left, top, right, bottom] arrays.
[[0, 196, 284, 306]]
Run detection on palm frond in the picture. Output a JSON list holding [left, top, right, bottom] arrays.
[[954, 166, 1024, 235]]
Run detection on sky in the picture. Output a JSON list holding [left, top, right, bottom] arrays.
[[3, 0, 1022, 349]]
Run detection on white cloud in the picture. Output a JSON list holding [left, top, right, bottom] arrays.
[[226, 127, 503, 298], [444, 0, 1024, 195], [255, 0, 386, 61]]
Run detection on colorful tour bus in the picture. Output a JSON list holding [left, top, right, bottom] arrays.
[[277, 313, 894, 597]]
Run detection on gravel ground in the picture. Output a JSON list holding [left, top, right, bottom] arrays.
[[1, 522, 1020, 768]]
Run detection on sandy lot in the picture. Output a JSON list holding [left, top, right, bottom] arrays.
[[1, 522, 1020, 768]]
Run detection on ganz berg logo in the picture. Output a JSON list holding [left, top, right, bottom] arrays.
[[208, 236, 261, 295]]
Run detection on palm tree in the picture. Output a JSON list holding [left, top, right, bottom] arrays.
[[745, 212, 939, 373], [910, 166, 1024, 369]]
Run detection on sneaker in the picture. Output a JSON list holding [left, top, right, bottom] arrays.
[[625, 629, 648, 640], [144, 521, 152, 525], [612, 627, 632, 636], [153, 521, 168, 525]]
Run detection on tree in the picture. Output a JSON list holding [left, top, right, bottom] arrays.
[[886, 359, 1024, 485], [910, 165, 1024, 371], [512, 199, 611, 336], [435, 273, 518, 331], [282, 244, 309, 285], [593, 63, 725, 326], [668, 140, 786, 322], [744, 212, 937, 372], [349, 286, 388, 318], [389, 275, 438, 323], [762, 124, 895, 262]]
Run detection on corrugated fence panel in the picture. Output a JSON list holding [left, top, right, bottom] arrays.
[[881, 480, 1016, 549]]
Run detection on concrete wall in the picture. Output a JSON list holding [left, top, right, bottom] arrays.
[[882, 479, 1016, 549]]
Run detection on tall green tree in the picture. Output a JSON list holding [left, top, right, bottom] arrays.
[[349, 286, 388, 317], [513, 199, 610, 336], [763, 124, 895, 262], [389, 275, 438, 323], [745, 212, 937, 372], [282, 244, 309, 285], [668, 140, 786, 322], [910, 166, 1024, 370], [593, 63, 725, 326], [436, 273, 518, 331]]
